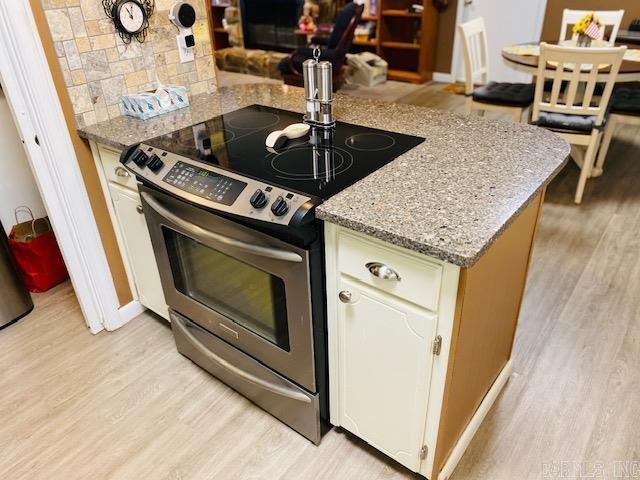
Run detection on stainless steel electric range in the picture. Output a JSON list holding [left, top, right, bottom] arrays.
[[120, 104, 425, 444]]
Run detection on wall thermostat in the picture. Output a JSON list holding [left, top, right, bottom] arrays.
[[169, 2, 197, 63]]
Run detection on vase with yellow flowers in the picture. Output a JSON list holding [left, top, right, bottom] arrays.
[[572, 12, 603, 47]]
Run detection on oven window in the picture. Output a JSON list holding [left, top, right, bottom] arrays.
[[163, 228, 290, 351]]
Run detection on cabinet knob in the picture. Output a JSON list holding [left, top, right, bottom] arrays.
[[136, 205, 143, 214], [366, 262, 401, 281], [338, 291, 353, 304], [115, 166, 130, 177]]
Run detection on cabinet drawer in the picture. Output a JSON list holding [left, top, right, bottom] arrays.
[[99, 145, 137, 190], [337, 230, 443, 311]]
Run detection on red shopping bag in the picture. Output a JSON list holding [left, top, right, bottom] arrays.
[[8, 207, 69, 293]]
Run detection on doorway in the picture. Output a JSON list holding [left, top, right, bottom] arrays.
[[0, 80, 74, 328], [0, 1, 127, 333], [0, 83, 47, 233]]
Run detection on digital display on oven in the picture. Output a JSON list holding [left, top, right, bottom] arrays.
[[163, 161, 247, 205]]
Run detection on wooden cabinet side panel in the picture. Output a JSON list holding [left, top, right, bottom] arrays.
[[433, 192, 544, 477], [90, 143, 139, 303]]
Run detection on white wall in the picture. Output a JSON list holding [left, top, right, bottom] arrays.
[[0, 84, 46, 234], [453, 0, 548, 83]]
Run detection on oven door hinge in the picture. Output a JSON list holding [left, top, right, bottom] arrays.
[[420, 445, 428, 460], [432, 335, 442, 356]]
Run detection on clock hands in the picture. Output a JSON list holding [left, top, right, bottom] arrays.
[[103, 0, 149, 43]]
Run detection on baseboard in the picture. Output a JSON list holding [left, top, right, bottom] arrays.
[[432, 72, 454, 84], [109, 300, 146, 331], [437, 360, 513, 480]]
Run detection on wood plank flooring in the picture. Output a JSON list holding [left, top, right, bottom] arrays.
[[0, 283, 413, 480], [1, 79, 639, 479]]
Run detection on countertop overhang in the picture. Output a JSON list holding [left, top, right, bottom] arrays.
[[78, 84, 570, 267]]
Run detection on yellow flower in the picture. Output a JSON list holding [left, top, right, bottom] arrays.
[[572, 12, 594, 35]]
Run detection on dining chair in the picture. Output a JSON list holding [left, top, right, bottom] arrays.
[[458, 17, 535, 122], [531, 43, 626, 204], [592, 88, 640, 177], [559, 9, 625, 45]]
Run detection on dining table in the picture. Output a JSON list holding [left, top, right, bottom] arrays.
[[502, 41, 640, 82], [501, 40, 640, 179]]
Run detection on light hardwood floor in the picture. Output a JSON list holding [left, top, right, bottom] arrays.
[[1, 80, 639, 480], [0, 283, 413, 480]]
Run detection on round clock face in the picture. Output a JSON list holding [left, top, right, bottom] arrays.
[[118, 1, 146, 34]]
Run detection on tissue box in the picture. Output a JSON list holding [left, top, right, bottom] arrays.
[[121, 85, 190, 120]]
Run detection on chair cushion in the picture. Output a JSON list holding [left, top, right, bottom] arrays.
[[610, 88, 640, 116], [534, 111, 597, 133], [472, 82, 535, 107]]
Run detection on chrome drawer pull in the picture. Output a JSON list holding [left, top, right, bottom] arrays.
[[115, 166, 130, 177], [366, 262, 401, 281], [136, 205, 143, 214], [339, 291, 353, 303]]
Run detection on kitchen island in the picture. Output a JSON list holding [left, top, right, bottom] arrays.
[[79, 84, 569, 480], [80, 83, 567, 267]]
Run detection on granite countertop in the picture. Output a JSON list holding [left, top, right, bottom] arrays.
[[78, 84, 570, 267]]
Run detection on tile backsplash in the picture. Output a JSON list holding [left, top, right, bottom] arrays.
[[41, 0, 218, 127]]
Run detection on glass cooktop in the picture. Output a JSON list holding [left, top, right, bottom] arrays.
[[144, 105, 425, 200]]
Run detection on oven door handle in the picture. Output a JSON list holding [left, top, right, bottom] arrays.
[[141, 192, 303, 263], [174, 316, 312, 404]]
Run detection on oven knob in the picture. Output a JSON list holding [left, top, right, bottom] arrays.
[[131, 148, 149, 168], [249, 189, 268, 209], [270, 196, 289, 217], [147, 154, 164, 173]]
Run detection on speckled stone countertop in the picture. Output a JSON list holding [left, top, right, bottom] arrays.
[[78, 84, 569, 267]]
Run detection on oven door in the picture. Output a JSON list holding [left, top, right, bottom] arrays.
[[140, 186, 316, 391]]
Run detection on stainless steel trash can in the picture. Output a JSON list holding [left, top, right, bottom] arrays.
[[0, 221, 33, 328]]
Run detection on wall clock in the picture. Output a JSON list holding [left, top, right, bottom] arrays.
[[102, 0, 155, 44]]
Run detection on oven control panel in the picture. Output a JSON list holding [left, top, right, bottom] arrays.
[[120, 144, 317, 226], [163, 162, 247, 206]]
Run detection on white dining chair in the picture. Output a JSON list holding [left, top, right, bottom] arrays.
[[559, 9, 625, 45], [531, 43, 626, 204], [458, 17, 535, 122], [592, 88, 640, 177]]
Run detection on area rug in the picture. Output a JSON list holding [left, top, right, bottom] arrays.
[[442, 81, 480, 95]]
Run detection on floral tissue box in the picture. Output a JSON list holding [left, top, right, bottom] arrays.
[[121, 85, 190, 120]]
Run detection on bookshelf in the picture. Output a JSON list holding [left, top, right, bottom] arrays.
[[210, 2, 231, 50], [348, 0, 439, 83], [208, 0, 439, 84]]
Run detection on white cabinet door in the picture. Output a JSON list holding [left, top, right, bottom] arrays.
[[109, 182, 168, 320], [336, 275, 437, 471]]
